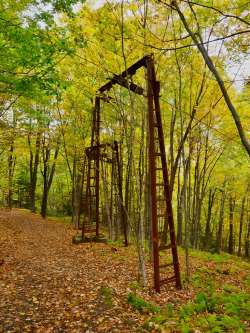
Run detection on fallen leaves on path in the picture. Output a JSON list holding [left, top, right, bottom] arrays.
[[1, 209, 248, 333], [0, 209, 187, 333]]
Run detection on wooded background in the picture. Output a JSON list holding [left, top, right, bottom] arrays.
[[0, 0, 250, 262]]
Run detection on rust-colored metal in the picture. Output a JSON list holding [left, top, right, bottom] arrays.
[[82, 97, 100, 238], [146, 57, 160, 292], [145, 55, 182, 291], [82, 141, 122, 239], [99, 56, 148, 94], [82, 54, 181, 292], [95, 97, 100, 237], [149, 57, 182, 290]]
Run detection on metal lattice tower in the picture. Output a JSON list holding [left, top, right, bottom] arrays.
[[82, 55, 181, 292]]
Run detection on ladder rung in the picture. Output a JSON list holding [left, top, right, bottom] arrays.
[[159, 243, 172, 251], [156, 168, 162, 170], [155, 152, 162, 156], [159, 262, 173, 269], [157, 214, 166, 218], [156, 183, 164, 186], [160, 276, 176, 285]]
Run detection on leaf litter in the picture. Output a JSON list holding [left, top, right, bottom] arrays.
[[0, 209, 249, 333]]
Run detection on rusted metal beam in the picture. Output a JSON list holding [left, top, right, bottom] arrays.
[[113, 75, 144, 95], [99, 76, 144, 95], [119, 55, 149, 77], [83, 54, 182, 293], [151, 64, 181, 290], [99, 56, 149, 94], [95, 97, 100, 237], [146, 56, 160, 293]]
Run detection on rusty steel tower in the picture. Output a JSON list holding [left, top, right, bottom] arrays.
[[82, 55, 181, 292]]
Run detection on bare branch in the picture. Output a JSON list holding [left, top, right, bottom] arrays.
[[182, 0, 250, 27]]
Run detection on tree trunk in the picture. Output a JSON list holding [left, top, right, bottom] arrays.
[[28, 130, 41, 213], [245, 217, 250, 258], [184, 153, 191, 282], [228, 195, 236, 254], [204, 188, 216, 250], [177, 164, 183, 245], [216, 179, 227, 253], [238, 196, 246, 256], [41, 183, 48, 218], [124, 154, 131, 246], [40, 137, 60, 219], [8, 141, 15, 209], [71, 153, 77, 225], [244, 197, 250, 258]]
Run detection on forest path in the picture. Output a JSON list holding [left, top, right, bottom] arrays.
[[0, 209, 144, 333]]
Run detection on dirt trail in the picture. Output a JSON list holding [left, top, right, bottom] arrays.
[[0, 209, 144, 333]]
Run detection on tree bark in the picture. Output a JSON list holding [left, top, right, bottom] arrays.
[[245, 216, 250, 258], [40, 137, 60, 219], [7, 141, 15, 209], [216, 179, 227, 253], [228, 195, 236, 254], [28, 130, 41, 213], [204, 188, 216, 250], [238, 196, 246, 256], [177, 164, 183, 245]]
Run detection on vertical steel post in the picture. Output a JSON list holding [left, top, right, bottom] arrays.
[[146, 57, 160, 292], [151, 63, 182, 290], [82, 151, 89, 239], [110, 148, 114, 238], [80, 55, 181, 291], [83, 98, 97, 239], [95, 97, 100, 237]]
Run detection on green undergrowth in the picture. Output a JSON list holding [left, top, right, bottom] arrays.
[[106, 239, 124, 247], [187, 248, 233, 264], [99, 286, 114, 307], [49, 215, 72, 224], [187, 248, 250, 270], [139, 290, 250, 332], [127, 251, 250, 333], [127, 293, 160, 314], [185, 249, 250, 291]]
